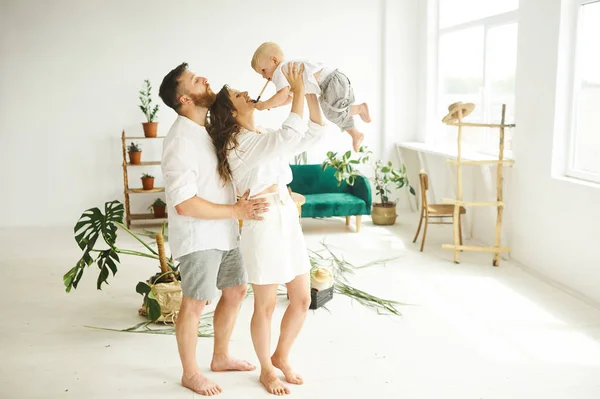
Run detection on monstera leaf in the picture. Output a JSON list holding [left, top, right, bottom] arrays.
[[63, 201, 124, 292], [136, 282, 161, 322]]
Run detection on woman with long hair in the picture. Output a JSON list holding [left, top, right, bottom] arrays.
[[207, 63, 326, 395]]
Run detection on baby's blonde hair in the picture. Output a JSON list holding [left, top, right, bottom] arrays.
[[251, 42, 284, 71]]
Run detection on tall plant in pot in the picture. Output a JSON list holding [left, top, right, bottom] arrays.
[[322, 147, 415, 225], [139, 79, 159, 137], [371, 160, 415, 225]]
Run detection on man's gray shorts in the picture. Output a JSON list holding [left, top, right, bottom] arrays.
[[319, 69, 356, 131], [177, 248, 247, 301]]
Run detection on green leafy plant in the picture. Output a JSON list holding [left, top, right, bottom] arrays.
[[372, 160, 416, 206], [127, 142, 142, 153], [322, 146, 415, 205], [139, 79, 159, 122], [141, 173, 154, 179], [64, 201, 176, 322], [321, 146, 371, 186]]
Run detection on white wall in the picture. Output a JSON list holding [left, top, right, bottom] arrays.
[[509, 0, 600, 303], [0, 0, 419, 227], [381, 0, 420, 210]]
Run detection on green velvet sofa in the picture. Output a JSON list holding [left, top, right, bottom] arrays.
[[289, 164, 372, 231]]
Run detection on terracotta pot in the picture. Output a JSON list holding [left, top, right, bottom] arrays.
[[129, 151, 142, 165], [142, 122, 158, 138], [371, 202, 397, 225], [152, 205, 166, 218], [141, 177, 155, 190]]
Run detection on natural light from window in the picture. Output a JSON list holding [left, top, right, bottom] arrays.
[[439, 0, 519, 28], [570, 1, 600, 179], [436, 1, 518, 153]]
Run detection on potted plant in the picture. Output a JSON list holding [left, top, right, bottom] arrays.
[[322, 147, 415, 225], [127, 142, 142, 164], [149, 198, 167, 218], [370, 160, 415, 225], [141, 173, 155, 190], [139, 79, 159, 137]]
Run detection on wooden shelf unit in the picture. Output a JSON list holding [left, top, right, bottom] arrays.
[[121, 131, 167, 228], [442, 104, 515, 267]]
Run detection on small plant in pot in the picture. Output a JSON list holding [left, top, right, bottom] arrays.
[[139, 79, 159, 137], [149, 198, 167, 218], [127, 142, 142, 165], [141, 173, 155, 190]]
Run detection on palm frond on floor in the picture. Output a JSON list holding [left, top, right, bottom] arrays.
[[116, 241, 408, 335], [86, 312, 215, 337]]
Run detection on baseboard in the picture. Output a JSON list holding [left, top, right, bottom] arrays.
[[514, 261, 600, 310]]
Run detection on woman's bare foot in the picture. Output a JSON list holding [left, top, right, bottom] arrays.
[[271, 356, 303, 385], [182, 371, 222, 396], [260, 370, 291, 395], [359, 103, 372, 123], [210, 354, 256, 372]]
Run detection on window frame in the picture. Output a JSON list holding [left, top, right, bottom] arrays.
[[435, 0, 519, 152], [566, 0, 600, 184]]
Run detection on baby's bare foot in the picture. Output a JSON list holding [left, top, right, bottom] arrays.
[[210, 354, 256, 372], [360, 103, 372, 123], [352, 133, 364, 152], [260, 370, 291, 395], [271, 357, 303, 385], [181, 371, 222, 396]]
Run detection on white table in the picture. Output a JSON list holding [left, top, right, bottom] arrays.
[[396, 141, 513, 249]]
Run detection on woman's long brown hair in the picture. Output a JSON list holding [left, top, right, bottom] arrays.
[[207, 85, 241, 184]]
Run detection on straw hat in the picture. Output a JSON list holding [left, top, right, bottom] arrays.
[[442, 102, 475, 124]]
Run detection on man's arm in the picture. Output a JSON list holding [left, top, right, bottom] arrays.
[[163, 137, 269, 221], [175, 191, 269, 220]]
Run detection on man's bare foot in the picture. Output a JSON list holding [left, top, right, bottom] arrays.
[[352, 133, 364, 152], [210, 354, 256, 372], [271, 356, 303, 385], [182, 371, 222, 396], [260, 370, 291, 395], [359, 103, 372, 123]]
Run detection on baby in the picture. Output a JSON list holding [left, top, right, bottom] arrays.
[[251, 42, 371, 152]]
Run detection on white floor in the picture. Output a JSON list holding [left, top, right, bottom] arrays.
[[2, 213, 600, 399]]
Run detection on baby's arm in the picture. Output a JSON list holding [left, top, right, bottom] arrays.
[[281, 95, 293, 106], [255, 86, 290, 111]]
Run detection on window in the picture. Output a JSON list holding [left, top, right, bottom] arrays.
[[436, 0, 519, 153], [568, 0, 600, 183]]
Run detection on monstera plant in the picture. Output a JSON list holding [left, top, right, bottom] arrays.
[[64, 200, 177, 321]]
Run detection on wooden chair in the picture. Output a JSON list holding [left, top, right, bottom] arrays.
[[413, 172, 466, 252]]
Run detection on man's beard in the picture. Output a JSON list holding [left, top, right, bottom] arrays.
[[190, 89, 216, 108]]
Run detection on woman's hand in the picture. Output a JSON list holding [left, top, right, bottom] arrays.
[[282, 62, 305, 95]]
